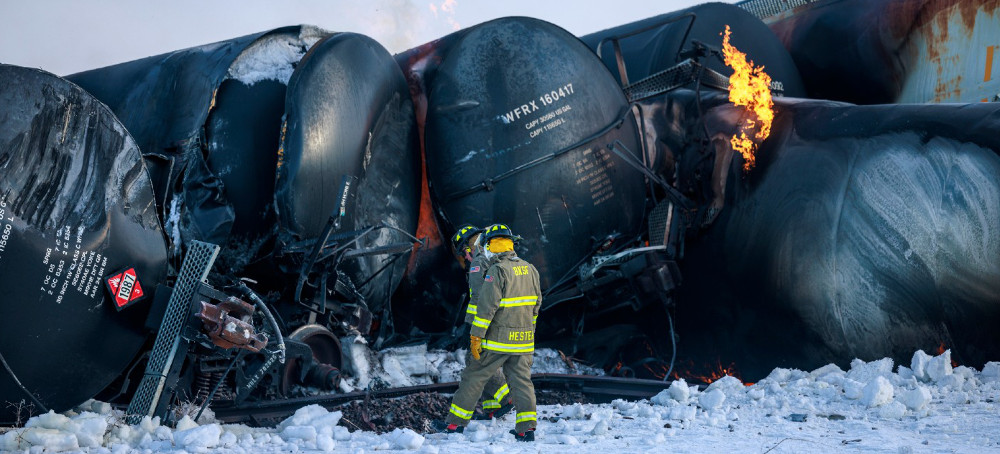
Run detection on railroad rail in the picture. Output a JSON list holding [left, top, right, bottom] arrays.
[[212, 374, 672, 426]]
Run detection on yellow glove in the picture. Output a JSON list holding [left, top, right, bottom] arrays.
[[470, 335, 483, 360]]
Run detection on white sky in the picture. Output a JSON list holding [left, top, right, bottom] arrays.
[[0, 0, 729, 76]]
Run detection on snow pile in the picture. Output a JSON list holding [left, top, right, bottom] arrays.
[[338, 341, 603, 392], [2, 349, 998, 453], [533, 348, 606, 376], [227, 25, 327, 86]]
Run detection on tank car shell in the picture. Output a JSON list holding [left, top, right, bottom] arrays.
[[0, 64, 168, 422]]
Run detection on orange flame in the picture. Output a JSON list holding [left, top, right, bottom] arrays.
[[935, 342, 960, 368], [670, 359, 753, 386], [721, 25, 774, 172]]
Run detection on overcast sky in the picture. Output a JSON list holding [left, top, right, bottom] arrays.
[[0, 0, 729, 76]]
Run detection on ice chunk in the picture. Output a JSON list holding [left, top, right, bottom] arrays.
[[847, 358, 894, 384], [555, 434, 580, 444], [810, 363, 845, 378], [317, 433, 336, 452], [282, 425, 317, 441], [382, 344, 431, 377], [219, 431, 237, 447], [386, 428, 423, 450], [911, 350, 933, 382], [173, 423, 221, 449], [699, 389, 726, 410], [25, 410, 71, 430], [22, 428, 79, 451], [899, 385, 931, 411], [668, 405, 697, 421], [982, 362, 1000, 382], [278, 404, 342, 432], [843, 379, 865, 400], [878, 401, 906, 419], [175, 415, 199, 431], [561, 403, 586, 419], [591, 419, 610, 435], [669, 378, 690, 403], [862, 376, 894, 407], [939, 373, 965, 390], [67, 412, 108, 448], [467, 427, 491, 442], [706, 376, 746, 396], [927, 350, 954, 382]]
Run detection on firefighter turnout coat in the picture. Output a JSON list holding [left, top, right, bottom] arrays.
[[464, 253, 491, 324], [469, 251, 542, 355]]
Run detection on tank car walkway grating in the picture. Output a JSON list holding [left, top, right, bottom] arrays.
[[624, 59, 730, 103], [125, 241, 220, 424]]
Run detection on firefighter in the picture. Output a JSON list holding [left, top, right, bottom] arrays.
[[442, 223, 541, 441], [450, 224, 513, 420]]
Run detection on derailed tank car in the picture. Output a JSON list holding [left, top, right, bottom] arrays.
[[580, 2, 805, 99], [14, 28, 422, 420], [642, 90, 1000, 380], [394, 17, 684, 367], [66, 28, 420, 336], [0, 64, 169, 424]]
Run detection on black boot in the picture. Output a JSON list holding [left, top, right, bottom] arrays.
[[431, 420, 465, 434], [510, 429, 535, 442], [492, 399, 515, 419]]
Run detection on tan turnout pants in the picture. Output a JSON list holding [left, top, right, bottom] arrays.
[[467, 349, 510, 411], [446, 351, 537, 433]]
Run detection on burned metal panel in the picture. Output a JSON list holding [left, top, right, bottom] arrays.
[[0, 65, 168, 421], [762, 0, 1000, 104], [65, 27, 325, 268], [277, 33, 420, 315], [673, 95, 1000, 379], [581, 2, 806, 98]]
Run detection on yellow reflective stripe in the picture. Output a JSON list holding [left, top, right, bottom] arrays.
[[494, 384, 510, 401], [533, 315, 537, 324], [482, 340, 534, 353], [472, 316, 490, 329], [466, 304, 477, 315], [516, 411, 537, 423], [449, 403, 472, 420], [482, 400, 501, 409], [499, 296, 538, 307]]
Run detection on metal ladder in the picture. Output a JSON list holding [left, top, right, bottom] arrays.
[[125, 241, 219, 424]]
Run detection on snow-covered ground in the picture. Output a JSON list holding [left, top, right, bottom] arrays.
[[2, 349, 998, 453]]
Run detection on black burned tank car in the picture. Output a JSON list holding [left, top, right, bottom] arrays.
[[67, 27, 420, 330], [674, 94, 1000, 379], [67, 26, 330, 274], [580, 2, 805, 99], [0, 64, 168, 423], [277, 32, 420, 324], [420, 17, 647, 290]]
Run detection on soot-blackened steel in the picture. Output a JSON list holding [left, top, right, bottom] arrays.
[[581, 2, 806, 99], [66, 27, 322, 272], [278, 33, 420, 315], [0, 65, 168, 423], [421, 17, 647, 290], [673, 96, 1000, 379]]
